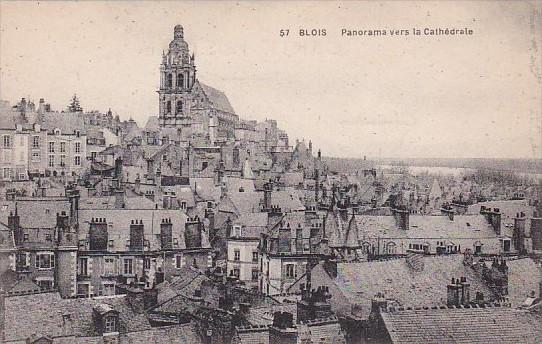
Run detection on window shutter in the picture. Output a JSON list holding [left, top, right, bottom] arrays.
[[51, 254, 55, 268]]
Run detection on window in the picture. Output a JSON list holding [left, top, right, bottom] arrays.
[[234, 250, 240, 261], [37, 279, 54, 291], [2, 168, 11, 180], [104, 315, 117, 333], [102, 282, 115, 296], [60, 142, 66, 153], [48, 155, 54, 167], [32, 151, 40, 162], [36, 252, 55, 269], [166, 101, 171, 113], [207, 201, 213, 209], [91, 151, 97, 161], [104, 257, 116, 276], [77, 283, 90, 297], [285, 263, 296, 279], [74, 156, 81, 166], [251, 269, 259, 281], [180, 201, 187, 210], [252, 251, 259, 263], [231, 268, 240, 278], [123, 258, 133, 275], [79, 257, 88, 276], [176, 100, 183, 114], [75, 142, 81, 153], [3, 135, 12, 148], [167, 73, 173, 88], [175, 255, 185, 269], [232, 225, 241, 237], [16, 252, 30, 271], [60, 155, 66, 167], [23, 233, 29, 242], [3, 150, 12, 163], [177, 73, 184, 89], [45, 234, 52, 241], [48, 142, 55, 153], [76, 130, 80, 138], [144, 257, 151, 270]]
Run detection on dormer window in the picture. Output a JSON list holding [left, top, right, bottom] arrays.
[[54, 128, 61, 136], [93, 304, 119, 334], [76, 130, 80, 138], [104, 315, 117, 333]]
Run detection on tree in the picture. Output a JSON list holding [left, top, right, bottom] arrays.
[[67, 94, 83, 112]]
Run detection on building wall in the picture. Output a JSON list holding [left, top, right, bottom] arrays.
[[45, 132, 87, 176], [226, 239, 259, 286]]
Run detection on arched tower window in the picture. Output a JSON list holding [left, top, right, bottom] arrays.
[[177, 74, 184, 89], [167, 74, 173, 88], [176, 100, 183, 114], [166, 101, 171, 114]]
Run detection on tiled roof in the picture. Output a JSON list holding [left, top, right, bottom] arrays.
[[233, 213, 269, 239], [333, 255, 496, 319], [191, 177, 222, 202], [381, 307, 542, 344], [199, 81, 236, 114]]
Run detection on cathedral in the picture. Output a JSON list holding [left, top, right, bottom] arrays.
[[158, 25, 239, 142]]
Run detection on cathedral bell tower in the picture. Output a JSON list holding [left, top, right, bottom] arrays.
[[158, 25, 197, 127]]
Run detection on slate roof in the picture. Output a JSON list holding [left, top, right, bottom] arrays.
[[381, 307, 542, 344], [224, 176, 255, 193], [355, 214, 497, 240], [332, 255, 496, 320], [41, 112, 87, 135], [232, 212, 269, 239], [79, 195, 157, 210], [0, 198, 71, 229], [199, 81, 236, 114], [3, 292, 152, 342], [0, 223, 15, 250], [78, 208, 210, 252], [506, 258, 542, 307]]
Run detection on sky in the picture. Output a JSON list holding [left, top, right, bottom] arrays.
[[1, 1, 541, 159]]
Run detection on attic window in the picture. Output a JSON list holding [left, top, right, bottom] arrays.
[[54, 129, 61, 136], [76, 130, 80, 138], [104, 315, 117, 333], [239, 187, 244, 192], [466, 222, 471, 227]]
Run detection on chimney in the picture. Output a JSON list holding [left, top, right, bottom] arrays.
[[370, 292, 388, 314], [513, 213, 527, 253], [114, 157, 123, 181], [114, 189, 125, 209], [162, 194, 171, 209], [269, 312, 297, 344], [134, 176, 141, 195], [263, 181, 272, 211], [68, 189, 80, 223], [56, 211, 70, 231], [447, 278, 461, 306], [160, 218, 173, 249], [38, 98, 45, 115], [89, 218, 108, 251], [8, 205, 22, 245], [323, 259, 338, 279], [129, 220, 144, 251], [185, 216, 202, 248], [460, 277, 470, 305], [441, 205, 455, 221], [393, 207, 409, 230]]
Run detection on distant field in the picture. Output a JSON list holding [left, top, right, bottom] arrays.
[[323, 157, 542, 175]]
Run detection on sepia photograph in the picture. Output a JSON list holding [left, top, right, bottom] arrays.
[[0, 1, 541, 343]]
